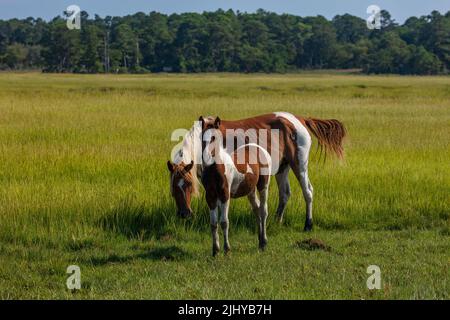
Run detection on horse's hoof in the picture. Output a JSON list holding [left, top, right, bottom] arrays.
[[259, 240, 267, 251], [275, 215, 284, 224], [303, 222, 313, 232]]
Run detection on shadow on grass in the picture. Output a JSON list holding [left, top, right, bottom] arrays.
[[98, 197, 450, 238], [86, 245, 191, 266], [97, 198, 185, 240], [98, 197, 266, 240]]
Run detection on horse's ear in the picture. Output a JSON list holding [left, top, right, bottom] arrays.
[[214, 117, 221, 128], [167, 161, 175, 173], [184, 160, 194, 173], [198, 116, 205, 129]]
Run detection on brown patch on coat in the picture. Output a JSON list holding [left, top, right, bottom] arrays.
[[201, 163, 230, 209]]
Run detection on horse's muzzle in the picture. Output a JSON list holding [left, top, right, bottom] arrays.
[[178, 209, 193, 219]]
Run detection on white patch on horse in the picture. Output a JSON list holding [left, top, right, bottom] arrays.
[[273, 112, 313, 225], [222, 152, 244, 196], [274, 112, 311, 149], [177, 178, 186, 198], [274, 112, 311, 169]]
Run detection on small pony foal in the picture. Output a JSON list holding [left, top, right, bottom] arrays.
[[201, 127, 272, 256]]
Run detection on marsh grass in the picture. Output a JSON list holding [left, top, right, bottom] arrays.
[[0, 73, 448, 299]]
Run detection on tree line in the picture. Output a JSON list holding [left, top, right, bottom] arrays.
[[0, 9, 449, 74]]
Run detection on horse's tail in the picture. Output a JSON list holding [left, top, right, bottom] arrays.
[[304, 118, 347, 159]]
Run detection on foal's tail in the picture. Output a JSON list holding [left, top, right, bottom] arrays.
[[304, 118, 347, 159]]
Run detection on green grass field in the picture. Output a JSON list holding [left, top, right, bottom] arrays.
[[0, 73, 448, 299]]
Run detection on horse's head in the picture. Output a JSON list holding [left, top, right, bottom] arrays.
[[199, 116, 222, 166], [167, 160, 196, 218]]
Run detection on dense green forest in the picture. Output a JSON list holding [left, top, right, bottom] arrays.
[[0, 9, 449, 74]]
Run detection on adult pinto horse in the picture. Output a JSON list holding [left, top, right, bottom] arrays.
[[167, 112, 346, 231]]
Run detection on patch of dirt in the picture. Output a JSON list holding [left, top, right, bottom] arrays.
[[296, 238, 331, 252], [159, 233, 173, 242]]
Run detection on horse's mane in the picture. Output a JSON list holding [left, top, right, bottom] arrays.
[[173, 121, 202, 196]]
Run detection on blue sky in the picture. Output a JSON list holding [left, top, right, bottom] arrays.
[[0, 0, 449, 22]]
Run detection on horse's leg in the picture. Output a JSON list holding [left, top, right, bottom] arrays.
[[258, 185, 269, 250], [290, 143, 314, 231], [219, 200, 231, 254], [247, 191, 261, 245], [275, 164, 291, 223], [302, 171, 314, 231], [247, 190, 260, 215], [210, 207, 220, 256]]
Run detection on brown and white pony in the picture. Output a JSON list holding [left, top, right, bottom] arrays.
[[201, 125, 272, 255], [167, 112, 346, 231]]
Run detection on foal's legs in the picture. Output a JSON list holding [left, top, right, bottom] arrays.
[[258, 186, 269, 250], [219, 200, 231, 254], [210, 207, 220, 256], [247, 190, 260, 216], [275, 164, 291, 223]]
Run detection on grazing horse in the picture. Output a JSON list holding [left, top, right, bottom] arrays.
[[167, 112, 346, 231], [201, 124, 272, 255], [167, 160, 196, 218]]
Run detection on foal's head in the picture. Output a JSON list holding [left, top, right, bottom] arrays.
[[167, 160, 197, 218], [199, 116, 223, 166]]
